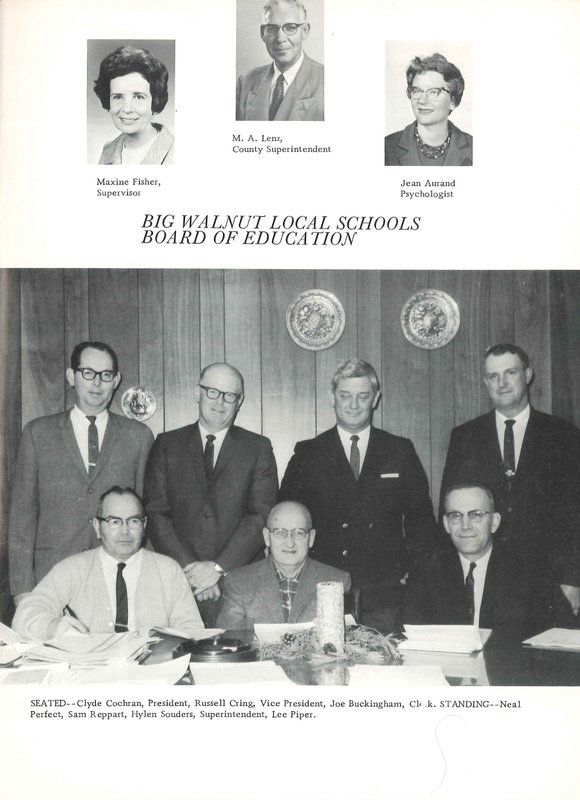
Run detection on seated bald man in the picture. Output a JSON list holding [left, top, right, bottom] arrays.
[[217, 501, 350, 629], [13, 486, 205, 640]]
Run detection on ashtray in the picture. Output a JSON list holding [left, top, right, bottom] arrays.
[[173, 637, 259, 663]]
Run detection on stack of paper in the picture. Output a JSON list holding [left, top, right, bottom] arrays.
[[523, 628, 580, 652], [399, 625, 490, 654], [20, 631, 153, 667], [48, 654, 192, 685]]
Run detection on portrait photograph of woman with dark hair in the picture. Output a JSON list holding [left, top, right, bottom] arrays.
[[384, 46, 472, 167], [88, 40, 175, 165]]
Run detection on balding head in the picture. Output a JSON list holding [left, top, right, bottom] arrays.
[[267, 500, 312, 530], [263, 501, 315, 577]]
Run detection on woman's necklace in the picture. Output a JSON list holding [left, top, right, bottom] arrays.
[[415, 124, 451, 159]]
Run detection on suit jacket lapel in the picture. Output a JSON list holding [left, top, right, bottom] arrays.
[[328, 427, 357, 488], [188, 423, 208, 492], [479, 547, 498, 624], [444, 123, 472, 166], [277, 57, 312, 121], [210, 426, 235, 485], [261, 558, 286, 623], [89, 412, 118, 484], [248, 67, 273, 120], [358, 426, 383, 484], [60, 411, 89, 481], [480, 411, 503, 469], [515, 406, 539, 482], [393, 124, 417, 166], [445, 551, 470, 620]]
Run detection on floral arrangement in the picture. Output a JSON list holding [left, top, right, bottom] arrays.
[[258, 624, 401, 665]]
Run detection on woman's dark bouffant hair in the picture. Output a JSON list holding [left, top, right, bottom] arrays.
[[405, 53, 465, 108], [93, 46, 169, 113]]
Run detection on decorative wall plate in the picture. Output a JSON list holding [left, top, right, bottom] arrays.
[[121, 385, 157, 421], [400, 289, 460, 349], [286, 289, 346, 351]]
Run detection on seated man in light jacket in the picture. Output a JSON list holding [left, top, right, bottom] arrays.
[[217, 501, 350, 629], [13, 486, 205, 640]]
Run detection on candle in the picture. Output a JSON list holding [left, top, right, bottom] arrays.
[[316, 581, 344, 655]]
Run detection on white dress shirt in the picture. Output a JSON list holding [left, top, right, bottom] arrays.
[[459, 547, 492, 628], [99, 547, 143, 631], [70, 406, 108, 473], [337, 425, 371, 473], [270, 51, 304, 98], [494, 403, 530, 470]]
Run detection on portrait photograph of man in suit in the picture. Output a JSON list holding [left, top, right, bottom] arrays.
[[236, 0, 324, 121]]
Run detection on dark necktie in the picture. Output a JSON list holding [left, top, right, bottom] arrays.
[[465, 561, 476, 623], [503, 419, 516, 476], [115, 562, 128, 633], [350, 435, 360, 481], [204, 434, 216, 482], [86, 415, 99, 476], [269, 73, 285, 120]]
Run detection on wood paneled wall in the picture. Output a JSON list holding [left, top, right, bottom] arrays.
[[1, 268, 579, 622]]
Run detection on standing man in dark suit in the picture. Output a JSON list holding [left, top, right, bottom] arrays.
[[280, 358, 439, 632], [236, 0, 324, 121], [404, 483, 551, 635], [8, 341, 154, 604], [440, 344, 580, 623], [144, 362, 278, 625]]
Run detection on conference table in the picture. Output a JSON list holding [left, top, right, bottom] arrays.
[[144, 628, 580, 687]]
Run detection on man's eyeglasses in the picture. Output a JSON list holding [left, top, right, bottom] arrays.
[[445, 510, 491, 525], [96, 516, 145, 531], [409, 87, 451, 101], [198, 385, 241, 404], [261, 23, 306, 37], [75, 367, 117, 382], [268, 528, 311, 540]]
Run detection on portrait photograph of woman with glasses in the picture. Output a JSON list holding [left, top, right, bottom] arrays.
[[88, 40, 175, 165], [384, 48, 473, 167]]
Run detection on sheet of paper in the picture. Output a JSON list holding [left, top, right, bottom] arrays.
[[523, 628, 580, 651], [400, 625, 489, 653], [401, 648, 490, 684], [189, 660, 292, 685], [0, 622, 22, 645], [149, 626, 224, 640], [47, 654, 192, 685], [348, 664, 448, 687]]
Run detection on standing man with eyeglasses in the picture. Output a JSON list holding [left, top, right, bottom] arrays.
[[217, 501, 350, 629], [236, 0, 324, 121], [144, 362, 278, 625], [8, 342, 154, 606], [440, 344, 580, 625]]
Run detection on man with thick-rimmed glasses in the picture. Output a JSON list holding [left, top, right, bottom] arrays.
[[217, 501, 350, 628], [8, 341, 153, 604], [236, 0, 324, 121], [13, 487, 204, 641], [144, 362, 278, 625]]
